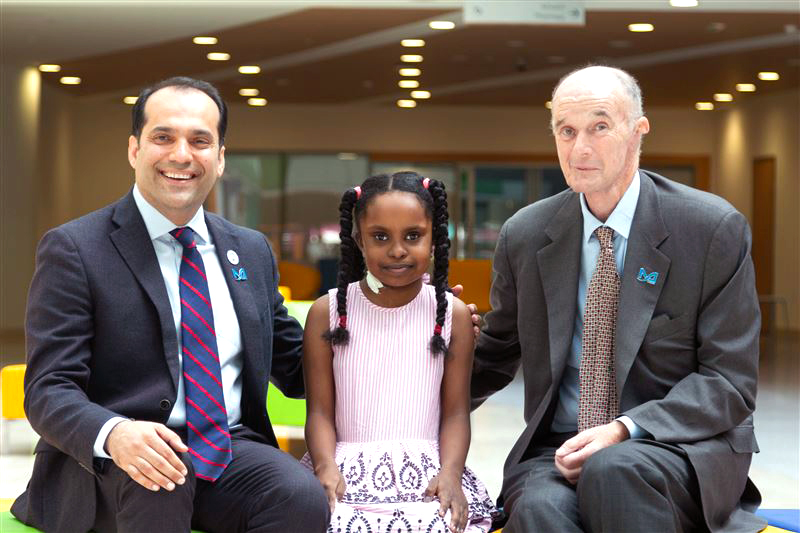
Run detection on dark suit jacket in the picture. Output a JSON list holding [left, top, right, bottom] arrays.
[[472, 170, 764, 532], [12, 190, 305, 532]]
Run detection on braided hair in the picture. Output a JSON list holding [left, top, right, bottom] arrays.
[[324, 171, 451, 356]]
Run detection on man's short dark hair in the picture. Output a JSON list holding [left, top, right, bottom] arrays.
[[131, 77, 228, 145]]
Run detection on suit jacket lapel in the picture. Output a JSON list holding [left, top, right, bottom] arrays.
[[110, 191, 180, 390], [206, 216, 266, 381], [615, 172, 671, 392], [537, 194, 582, 385]]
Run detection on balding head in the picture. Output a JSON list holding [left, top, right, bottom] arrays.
[[551, 66, 644, 131]]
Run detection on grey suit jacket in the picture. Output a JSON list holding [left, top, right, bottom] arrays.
[[472, 170, 763, 532], [12, 190, 305, 532]]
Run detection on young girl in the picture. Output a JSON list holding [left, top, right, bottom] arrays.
[[302, 172, 497, 533]]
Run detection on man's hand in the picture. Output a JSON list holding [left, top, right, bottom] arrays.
[[554, 421, 629, 484], [450, 284, 483, 339], [106, 420, 189, 491]]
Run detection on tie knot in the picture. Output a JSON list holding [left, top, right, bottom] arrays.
[[594, 226, 614, 251], [170, 227, 196, 249]]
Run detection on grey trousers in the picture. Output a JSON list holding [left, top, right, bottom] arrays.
[[93, 426, 329, 533], [501, 434, 705, 533]]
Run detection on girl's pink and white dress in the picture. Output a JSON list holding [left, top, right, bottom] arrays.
[[302, 282, 498, 533]]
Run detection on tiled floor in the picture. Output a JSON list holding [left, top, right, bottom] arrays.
[[1, 334, 797, 511]]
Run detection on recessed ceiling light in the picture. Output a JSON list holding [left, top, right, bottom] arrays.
[[239, 88, 259, 96], [398, 80, 420, 89], [123, 96, 138, 105], [758, 71, 780, 81], [338, 153, 358, 160], [193, 36, 218, 45], [399, 68, 421, 77], [38, 64, 61, 72], [695, 102, 714, 110], [429, 21, 455, 30], [59, 76, 81, 85], [239, 65, 261, 74], [401, 39, 425, 47], [736, 83, 756, 92], [713, 93, 733, 102], [545, 101, 552, 109], [397, 99, 417, 108], [410, 90, 431, 99], [669, 0, 698, 6], [628, 23, 654, 32], [247, 98, 267, 107], [207, 52, 230, 61], [401, 54, 423, 63]]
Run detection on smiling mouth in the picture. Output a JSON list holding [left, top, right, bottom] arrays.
[[160, 170, 197, 180]]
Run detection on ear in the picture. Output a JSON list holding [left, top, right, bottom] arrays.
[[636, 116, 650, 135], [216, 145, 226, 176], [127, 135, 139, 169]]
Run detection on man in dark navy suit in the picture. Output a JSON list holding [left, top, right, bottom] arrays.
[[12, 77, 329, 532]]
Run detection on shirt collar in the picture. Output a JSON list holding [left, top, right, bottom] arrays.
[[132, 184, 210, 245], [579, 170, 640, 244]]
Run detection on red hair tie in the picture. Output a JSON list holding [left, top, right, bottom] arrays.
[[434, 324, 442, 335], [339, 316, 347, 329], [353, 186, 362, 199], [422, 178, 430, 190]]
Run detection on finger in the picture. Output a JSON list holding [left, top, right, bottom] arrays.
[[450, 284, 463, 297], [327, 490, 337, 511], [134, 454, 180, 491], [147, 433, 188, 481], [450, 503, 465, 532], [336, 478, 346, 500], [155, 424, 189, 453], [125, 462, 161, 492], [141, 446, 186, 486], [423, 476, 438, 502], [438, 495, 450, 517], [556, 431, 590, 457]]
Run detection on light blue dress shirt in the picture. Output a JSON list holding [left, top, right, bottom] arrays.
[[550, 172, 648, 439]]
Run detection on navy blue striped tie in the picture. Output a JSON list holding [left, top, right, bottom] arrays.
[[170, 227, 232, 482]]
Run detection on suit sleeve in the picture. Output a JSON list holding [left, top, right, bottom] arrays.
[[24, 228, 121, 470], [263, 237, 305, 399], [471, 221, 523, 409], [625, 211, 759, 442]]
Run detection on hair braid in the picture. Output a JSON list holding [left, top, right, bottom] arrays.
[[428, 179, 451, 356], [324, 188, 361, 345]]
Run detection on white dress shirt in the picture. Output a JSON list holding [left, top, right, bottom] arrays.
[[551, 171, 648, 439], [93, 185, 244, 457]]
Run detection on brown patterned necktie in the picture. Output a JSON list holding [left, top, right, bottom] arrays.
[[578, 226, 620, 432]]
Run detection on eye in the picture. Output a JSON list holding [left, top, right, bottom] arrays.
[[372, 232, 388, 242], [560, 127, 575, 138], [193, 138, 211, 147], [153, 134, 171, 143], [595, 123, 609, 131]]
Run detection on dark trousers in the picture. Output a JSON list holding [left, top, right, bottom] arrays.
[[93, 426, 329, 533], [501, 433, 705, 533]]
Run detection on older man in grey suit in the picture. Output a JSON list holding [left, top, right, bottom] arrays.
[[472, 65, 763, 532]]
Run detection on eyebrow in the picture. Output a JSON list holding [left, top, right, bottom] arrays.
[[554, 109, 612, 129], [149, 126, 214, 137]]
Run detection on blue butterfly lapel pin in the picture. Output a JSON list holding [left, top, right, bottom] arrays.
[[232, 267, 248, 281], [637, 267, 658, 285]]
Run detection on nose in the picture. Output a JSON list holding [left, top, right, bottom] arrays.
[[169, 138, 192, 164], [574, 130, 592, 157], [388, 240, 407, 259]]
